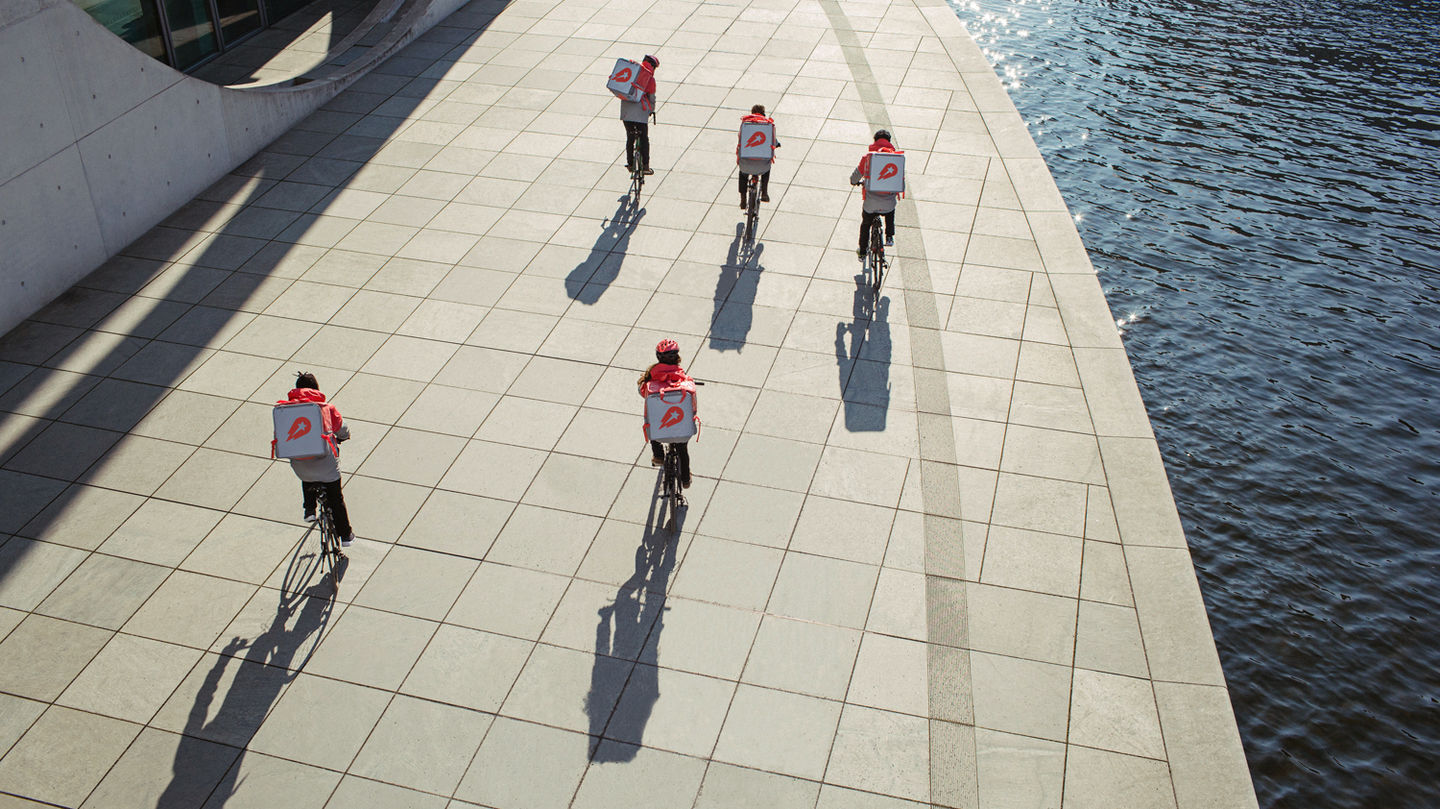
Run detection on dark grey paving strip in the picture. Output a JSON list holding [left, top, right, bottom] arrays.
[[815, 1, 977, 805]]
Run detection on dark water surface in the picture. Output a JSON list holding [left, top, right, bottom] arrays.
[[947, 0, 1440, 805]]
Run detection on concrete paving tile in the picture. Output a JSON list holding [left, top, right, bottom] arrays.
[[1085, 483, 1121, 542], [554, 406, 648, 464], [974, 727, 1065, 809], [58, 378, 163, 433], [522, 453, 631, 517], [938, 331, 1018, 380], [990, 472, 1087, 537], [475, 395, 577, 450], [1126, 546, 1225, 686], [447, 561, 568, 640], [971, 650, 1071, 742], [200, 751, 341, 809], [980, 525, 1083, 597], [176, 350, 283, 400], [0, 706, 141, 808], [291, 326, 389, 374], [0, 366, 99, 420], [397, 384, 498, 438], [574, 518, 686, 591], [4, 421, 121, 480], [455, 717, 592, 809], [606, 663, 735, 757], [326, 776, 449, 809], [573, 741, 708, 808], [58, 633, 200, 723], [1062, 745, 1177, 809], [249, 672, 390, 770], [328, 372, 424, 423], [1001, 424, 1104, 485], [1154, 682, 1257, 809], [501, 642, 629, 734], [150, 649, 291, 747], [486, 504, 602, 576], [966, 582, 1076, 665], [436, 345, 533, 394], [867, 564, 928, 640], [721, 433, 823, 492], [352, 694, 493, 794], [399, 489, 511, 558], [77, 435, 192, 496], [696, 480, 804, 549], [848, 632, 929, 717], [354, 545, 476, 620], [790, 495, 894, 565], [714, 684, 842, 780], [0, 614, 111, 701], [743, 615, 860, 700], [38, 553, 169, 630], [810, 444, 912, 507], [130, 388, 239, 444], [0, 606, 21, 644], [79, 726, 238, 809], [693, 762, 821, 809], [154, 448, 270, 511], [0, 538, 87, 610], [825, 704, 931, 802], [1069, 669, 1165, 760], [306, 604, 436, 690], [767, 551, 878, 629], [333, 474, 430, 542], [1079, 540, 1133, 607], [1075, 601, 1149, 679], [671, 535, 783, 612], [402, 623, 532, 711], [357, 426, 466, 487], [123, 570, 256, 649]]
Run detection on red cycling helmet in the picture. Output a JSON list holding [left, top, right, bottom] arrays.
[[655, 338, 680, 356]]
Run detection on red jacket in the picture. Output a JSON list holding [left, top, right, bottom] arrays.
[[278, 388, 346, 437], [853, 138, 900, 203], [638, 363, 693, 397]]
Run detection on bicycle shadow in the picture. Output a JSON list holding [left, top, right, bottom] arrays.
[[584, 475, 682, 762], [835, 272, 892, 432], [565, 195, 646, 305], [157, 568, 334, 807], [709, 223, 764, 351]]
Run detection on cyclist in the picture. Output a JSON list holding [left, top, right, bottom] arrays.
[[849, 129, 900, 258], [621, 54, 659, 175], [737, 104, 780, 207], [637, 338, 693, 488], [278, 372, 354, 547]]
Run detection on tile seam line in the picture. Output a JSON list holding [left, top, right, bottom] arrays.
[[815, 0, 976, 805]]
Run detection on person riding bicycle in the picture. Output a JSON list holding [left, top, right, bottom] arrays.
[[849, 129, 899, 258], [621, 54, 659, 175], [737, 104, 780, 208], [278, 372, 354, 547], [638, 339, 693, 488]]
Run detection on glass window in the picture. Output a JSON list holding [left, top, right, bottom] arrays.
[[162, 0, 219, 69], [264, 0, 309, 25], [76, 0, 167, 63], [215, 0, 261, 47]]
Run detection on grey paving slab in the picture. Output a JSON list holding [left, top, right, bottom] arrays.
[[0, 706, 141, 808]]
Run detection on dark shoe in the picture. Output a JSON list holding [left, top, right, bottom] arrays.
[[740, 199, 747, 209], [885, 236, 894, 247], [857, 248, 866, 258], [761, 193, 770, 202], [651, 456, 664, 467], [340, 533, 354, 548], [303, 510, 317, 524], [643, 167, 654, 175], [682, 477, 692, 489], [625, 163, 634, 172]]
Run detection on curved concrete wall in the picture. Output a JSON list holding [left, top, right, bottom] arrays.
[[0, 0, 468, 337]]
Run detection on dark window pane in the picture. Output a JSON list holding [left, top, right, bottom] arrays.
[[76, 0, 167, 63], [264, 0, 309, 24], [162, 0, 219, 69], [215, 0, 261, 46]]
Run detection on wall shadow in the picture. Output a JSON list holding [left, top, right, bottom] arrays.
[[835, 272, 891, 431], [565, 195, 645, 304], [584, 476, 682, 763], [708, 223, 763, 351]]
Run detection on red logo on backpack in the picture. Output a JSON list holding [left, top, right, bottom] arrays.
[[660, 406, 684, 429], [879, 163, 898, 180], [610, 67, 632, 84], [746, 131, 767, 148], [287, 417, 311, 442]]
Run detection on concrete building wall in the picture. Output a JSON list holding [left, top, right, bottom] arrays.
[[0, 0, 468, 337]]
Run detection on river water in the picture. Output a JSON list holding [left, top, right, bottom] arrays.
[[946, 0, 1440, 805]]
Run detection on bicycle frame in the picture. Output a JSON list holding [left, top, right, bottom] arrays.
[[743, 175, 760, 242]]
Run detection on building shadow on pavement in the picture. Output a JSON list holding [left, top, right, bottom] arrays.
[[709, 223, 763, 351], [835, 271, 891, 431], [584, 475, 682, 763], [565, 195, 645, 305]]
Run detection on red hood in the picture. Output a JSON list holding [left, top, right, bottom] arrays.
[[647, 364, 689, 385], [869, 139, 896, 152], [283, 388, 328, 404], [743, 114, 773, 124]]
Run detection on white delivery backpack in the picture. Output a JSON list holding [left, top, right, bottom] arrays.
[[272, 401, 334, 460], [643, 382, 698, 444], [606, 58, 644, 102], [865, 150, 906, 194], [738, 121, 775, 161]]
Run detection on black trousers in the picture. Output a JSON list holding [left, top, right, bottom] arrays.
[[624, 121, 650, 169], [738, 171, 770, 199], [859, 210, 896, 250], [302, 479, 352, 538], [650, 440, 691, 483]]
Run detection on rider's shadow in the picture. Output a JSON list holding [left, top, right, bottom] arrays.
[[566, 195, 645, 305], [156, 577, 334, 807], [710, 223, 764, 351], [584, 476, 682, 762], [836, 274, 892, 432]]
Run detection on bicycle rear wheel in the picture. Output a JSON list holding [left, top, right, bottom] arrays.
[[869, 219, 886, 292], [314, 488, 344, 590], [744, 178, 759, 242], [663, 443, 686, 508]]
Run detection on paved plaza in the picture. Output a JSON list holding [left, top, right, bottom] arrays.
[[0, 0, 1256, 806]]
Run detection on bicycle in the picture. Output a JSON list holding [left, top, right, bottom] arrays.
[[742, 174, 760, 242], [629, 140, 645, 205], [311, 485, 347, 590], [656, 380, 702, 510], [864, 215, 889, 293]]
